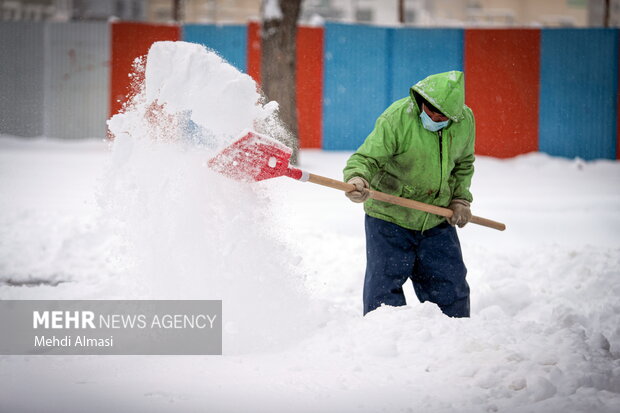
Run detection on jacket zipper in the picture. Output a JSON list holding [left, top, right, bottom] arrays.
[[423, 129, 443, 233], [436, 130, 443, 200]]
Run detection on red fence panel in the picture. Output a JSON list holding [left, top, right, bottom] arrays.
[[110, 22, 180, 117], [245, 23, 323, 148], [247, 21, 261, 83], [296, 27, 323, 148], [464, 29, 540, 158]]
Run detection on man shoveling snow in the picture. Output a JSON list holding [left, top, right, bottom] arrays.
[[343, 71, 475, 318]]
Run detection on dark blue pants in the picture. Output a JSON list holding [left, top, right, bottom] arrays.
[[363, 215, 470, 317]]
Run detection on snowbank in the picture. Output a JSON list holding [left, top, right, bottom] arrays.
[[1, 138, 619, 412]]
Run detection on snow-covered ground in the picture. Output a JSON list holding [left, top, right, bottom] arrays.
[[0, 135, 619, 413], [1, 40, 619, 412]]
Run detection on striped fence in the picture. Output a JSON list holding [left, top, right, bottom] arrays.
[[0, 21, 618, 160]]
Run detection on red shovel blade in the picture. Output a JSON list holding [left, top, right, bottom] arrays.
[[208, 131, 302, 182]]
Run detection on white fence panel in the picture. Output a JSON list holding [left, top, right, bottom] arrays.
[[0, 22, 45, 137]]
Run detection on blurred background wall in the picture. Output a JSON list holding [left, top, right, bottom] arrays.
[[0, 0, 618, 160], [3, 0, 618, 26]]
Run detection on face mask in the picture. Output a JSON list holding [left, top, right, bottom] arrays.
[[420, 110, 449, 132]]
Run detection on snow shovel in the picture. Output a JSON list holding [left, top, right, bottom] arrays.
[[209, 131, 506, 231]]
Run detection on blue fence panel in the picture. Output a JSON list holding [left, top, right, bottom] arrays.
[[539, 29, 618, 160], [323, 23, 390, 150], [182, 25, 247, 72], [390, 28, 463, 103]]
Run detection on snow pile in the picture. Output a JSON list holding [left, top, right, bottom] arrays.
[[104, 41, 318, 353], [1, 139, 620, 411], [108, 41, 284, 148], [0, 138, 115, 293], [265, 151, 620, 412]]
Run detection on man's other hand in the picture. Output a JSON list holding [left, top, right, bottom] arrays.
[[447, 199, 472, 228], [345, 177, 370, 203]]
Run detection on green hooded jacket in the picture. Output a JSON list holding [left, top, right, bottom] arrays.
[[343, 71, 475, 231]]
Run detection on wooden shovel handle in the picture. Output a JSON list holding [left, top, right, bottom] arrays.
[[306, 173, 506, 231]]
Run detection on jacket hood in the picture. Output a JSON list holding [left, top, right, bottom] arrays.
[[410, 71, 465, 122]]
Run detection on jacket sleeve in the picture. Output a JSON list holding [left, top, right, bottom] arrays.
[[451, 113, 475, 203], [343, 115, 399, 183]]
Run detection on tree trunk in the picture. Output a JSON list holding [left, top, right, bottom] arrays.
[[604, 0, 610, 27], [172, 0, 183, 22], [261, 0, 302, 164]]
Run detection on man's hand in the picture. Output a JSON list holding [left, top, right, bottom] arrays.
[[447, 199, 472, 228], [345, 177, 370, 203]]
